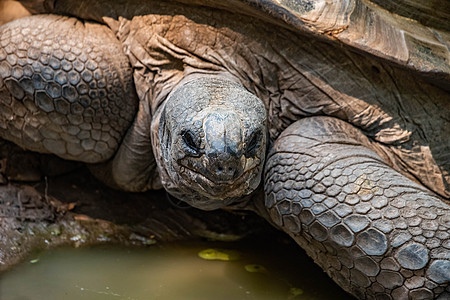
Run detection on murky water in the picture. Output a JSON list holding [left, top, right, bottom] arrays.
[[0, 239, 352, 300]]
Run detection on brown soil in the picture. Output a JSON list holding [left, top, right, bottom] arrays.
[[0, 140, 275, 272]]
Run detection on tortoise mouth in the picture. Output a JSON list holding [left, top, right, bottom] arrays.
[[168, 161, 261, 210], [177, 164, 259, 202]]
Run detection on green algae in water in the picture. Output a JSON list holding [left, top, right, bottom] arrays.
[[0, 241, 353, 300], [198, 248, 241, 261]]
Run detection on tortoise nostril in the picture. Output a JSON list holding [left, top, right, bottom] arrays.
[[214, 165, 235, 176]]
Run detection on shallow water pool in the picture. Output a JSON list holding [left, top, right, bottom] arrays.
[[0, 239, 353, 300]]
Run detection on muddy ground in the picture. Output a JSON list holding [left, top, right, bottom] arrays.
[[0, 139, 279, 272]]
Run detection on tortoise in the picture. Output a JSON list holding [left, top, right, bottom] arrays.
[[0, 0, 449, 298]]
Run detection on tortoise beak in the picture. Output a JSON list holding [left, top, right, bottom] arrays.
[[203, 109, 245, 183]]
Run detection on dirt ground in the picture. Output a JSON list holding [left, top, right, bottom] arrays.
[[0, 139, 278, 272]]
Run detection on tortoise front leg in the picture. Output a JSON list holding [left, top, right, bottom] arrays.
[[0, 15, 137, 163], [0, 15, 160, 191], [263, 116, 449, 299]]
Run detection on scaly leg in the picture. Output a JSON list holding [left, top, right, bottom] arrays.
[[0, 15, 137, 163], [263, 116, 449, 299]]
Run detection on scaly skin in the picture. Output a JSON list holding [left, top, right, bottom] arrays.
[[264, 116, 450, 299], [0, 15, 137, 163], [0, 9, 449, 299]]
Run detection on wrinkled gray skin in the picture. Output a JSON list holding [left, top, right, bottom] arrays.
[[0, 1, 449, 299], [157, 78, 266, 210]]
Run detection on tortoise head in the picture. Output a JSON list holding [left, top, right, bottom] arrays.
[[157, 78, 267, 210]]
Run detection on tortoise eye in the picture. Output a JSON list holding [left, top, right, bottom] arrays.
[[181, 130, 201, 156], [245, 131, 261, 157]]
